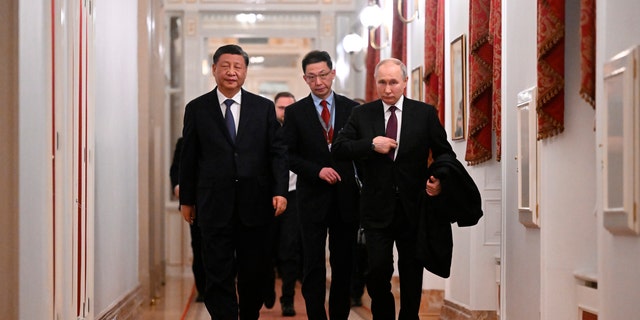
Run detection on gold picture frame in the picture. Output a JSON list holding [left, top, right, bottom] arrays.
[[450, 34, 467, 140], [411, 66, 424, 101]]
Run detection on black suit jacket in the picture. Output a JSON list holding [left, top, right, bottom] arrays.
[[170, 137, 183, 189], [179, 88, 289, 228], [416, 153, 483, 278], [282, 93, 360, 223], [332, 97, 456, 229]]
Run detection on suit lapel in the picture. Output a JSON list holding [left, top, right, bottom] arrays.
[[300, 95, 328, 144], [371, 100, 386, 137], [333, 95, 350, 139], [396, 98, 414, 160], [211, 87, 236, 145], [236, 89, 252, 143]]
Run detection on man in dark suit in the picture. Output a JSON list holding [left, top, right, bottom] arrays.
[[170, 137, 206, 302], [332, 58, 456, 320], [264, 91, 302, 317], [281, 50, 360, 320], [179, 44, 289, 320]]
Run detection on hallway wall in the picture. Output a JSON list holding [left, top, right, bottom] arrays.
[[597, 1, 640, 319], [0, 0, 19, 319], [502, 1, 540, 318], [94, 0, 141, 316], [18, 1, 55, 318]]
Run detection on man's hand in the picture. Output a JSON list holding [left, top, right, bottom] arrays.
[[173, 185, 180, 198], [425, 176, 441, 196], [372, 136, 398, 155], [181, 205, 195, 224], [319, 167, 342, 185], [273, 196, 288, 216]]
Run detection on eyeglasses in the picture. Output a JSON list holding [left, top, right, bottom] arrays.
[[304, 71, 332, 83]]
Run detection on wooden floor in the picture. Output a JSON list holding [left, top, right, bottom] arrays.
[[140, 273, 373, 320]]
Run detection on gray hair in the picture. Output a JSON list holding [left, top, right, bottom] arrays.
[[374, 58, 408, 79]]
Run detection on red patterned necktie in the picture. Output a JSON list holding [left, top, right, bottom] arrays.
[[385, 106, 397, 160], [320, 100, 333, 144]]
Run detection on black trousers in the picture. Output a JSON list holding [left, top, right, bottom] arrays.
[[299, 198, 357, 320], [190, 222, 206, 296], [350, 228, 368, 300], [365, 199, 423, 320], [200, 213, 272, 320], [266, 191, 302, 304]]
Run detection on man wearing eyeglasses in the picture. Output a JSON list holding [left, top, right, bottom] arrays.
[[281, 50, 360, 320]]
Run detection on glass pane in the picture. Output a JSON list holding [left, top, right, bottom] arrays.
[[605, 74, 624, 209], [519, 106, 530, 208], [170, 16, 183, 89]]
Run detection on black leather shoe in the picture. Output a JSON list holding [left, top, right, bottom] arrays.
[[264, 290, 276, 309], [281, 302, 296, 317]]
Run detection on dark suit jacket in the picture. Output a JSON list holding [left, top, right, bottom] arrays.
[[332, 97, 455, 229], [170, 137, 183, 189], [179, 88, 289, 228], [416, 153, 483, 278], [282, 93, 360, 223]]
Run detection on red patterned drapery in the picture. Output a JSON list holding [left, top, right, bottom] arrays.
[[464, 0, 493, 165], [537, 0, 565, 139], [580, 0, 595, 108], [423, 0, 445, 124], [392, 0, 408, 63], [365, 24, 381, 102], [423, 0, 438, 106], [435, 0, 445, 124], [490, 0, 502, 161]]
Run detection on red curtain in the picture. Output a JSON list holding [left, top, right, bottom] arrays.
[[464, 0, 493, 165], [423, 0, 444, 123], [392, 0, 408, 63], [435, 0, 445, 124], [580, 0, 595, 108], [490, 0, 502, 161], [537, 0, 565, 139]]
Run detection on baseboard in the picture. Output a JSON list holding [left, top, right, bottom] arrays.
[[96, 285, 144, 320], [440, 299, 498, 320]]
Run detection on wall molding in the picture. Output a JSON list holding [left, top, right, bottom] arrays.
[[440, 299, 498, 320], [96, 285, 144, 320]]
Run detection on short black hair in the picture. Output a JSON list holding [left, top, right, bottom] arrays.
[[213, 44, 250, 66], [301, 50, 333, 73], [274, 91, 296, 102]]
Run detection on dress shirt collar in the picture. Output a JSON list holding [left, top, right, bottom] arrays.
[[216, 89, 242, 107], [311, 92, 335, 110], [382, 95, 404, 112]]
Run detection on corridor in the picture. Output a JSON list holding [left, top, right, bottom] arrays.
[[140, 272, 444, 319], [140, 274, 375, 320]]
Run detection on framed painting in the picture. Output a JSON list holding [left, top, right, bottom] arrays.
[[411, 66, 423, 101], [450, 34, 467, 140]]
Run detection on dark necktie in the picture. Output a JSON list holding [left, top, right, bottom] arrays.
[[385, 106, 397, 160], [223, 99, 236, 142], [320, 100, 333, 144]]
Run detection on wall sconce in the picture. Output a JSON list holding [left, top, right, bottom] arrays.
[[343, 32, 364, 54], [359, 3, 389, 50], [342, 32, 365, 72], [359, 3, 383, 28], [397, 0, 419, 23]]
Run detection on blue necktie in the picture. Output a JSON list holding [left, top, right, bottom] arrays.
[[223, 99, 236, 142]]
